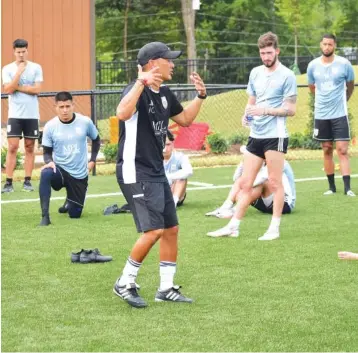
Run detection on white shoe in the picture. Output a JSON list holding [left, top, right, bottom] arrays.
[[346, 190, 356, 197], [216, 208, 235, 219], [323, 190, 336, 195], [205, 206, 233, 217], [207, 225, 239, 238], [258, 230, 280, 241], [205, 207, 222, 217]]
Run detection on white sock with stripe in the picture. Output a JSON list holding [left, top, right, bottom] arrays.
[[118, 257, 142, 286], [159, 261, 176, 291]]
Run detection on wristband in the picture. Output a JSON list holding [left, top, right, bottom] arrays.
[[197, 93, 207, 100], [137, 78, 148, 86]]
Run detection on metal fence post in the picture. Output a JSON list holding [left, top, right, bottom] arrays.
[[90, 90, 97, 176]]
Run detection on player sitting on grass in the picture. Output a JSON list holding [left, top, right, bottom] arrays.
[[206, 149, 296, 238], [164, 130, 193, 207]]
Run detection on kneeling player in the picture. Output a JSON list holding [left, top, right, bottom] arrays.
[[39, 91, 100, 226], [206, 160, 296, 237], [164, 130, 193, 207]]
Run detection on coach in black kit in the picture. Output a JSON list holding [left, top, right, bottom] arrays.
[[113, 42, 207, 308]]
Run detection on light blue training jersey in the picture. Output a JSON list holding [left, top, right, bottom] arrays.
[[2, 61, 43, 119], [307, 55, 355, 120], [246, 63, 297, 138], [42, 113, 99, 179], [283, 160, 296, 209]]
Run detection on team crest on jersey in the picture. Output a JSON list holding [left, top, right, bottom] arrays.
[[75, 127, 82, 135], [161, 96, 168, 109]]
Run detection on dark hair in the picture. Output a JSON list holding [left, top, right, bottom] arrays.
[[13, 39, 28, 49], [258, 32, 279, 49], [167, 130, 175, 141], [55, 91, 73, 102], [321, 33, 336, 42]]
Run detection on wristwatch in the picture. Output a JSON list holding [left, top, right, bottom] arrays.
[[197, 93, 207, 99]]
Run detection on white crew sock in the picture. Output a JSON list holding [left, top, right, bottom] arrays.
[[268, 217, 281, 232], [159, 261, 176, 291], [173, 195, 179, 207], [228, 217, 241, 229], [221, 199, 234, 209], [118, 257, 142, 286]]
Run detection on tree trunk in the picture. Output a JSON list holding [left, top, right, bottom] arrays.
[[123, 0, 130, 61], [181, 0, 197, 83]]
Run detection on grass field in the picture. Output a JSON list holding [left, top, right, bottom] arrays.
[[2, 159, 358, 352]]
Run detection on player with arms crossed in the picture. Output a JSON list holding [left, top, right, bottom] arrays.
[[2, 39, 43, 193], [307, 34, 355, 196], [215, 32, 297, 240], [113, 42, 207, 308]]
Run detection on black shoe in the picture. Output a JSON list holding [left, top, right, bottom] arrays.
[[23, 181, 34, 192], [155, 285, 193, 303], [39, 215, 51, 226], [79, 248, 112, 263], [71, 249, 89, 263], [58, 200, 69, 213], [113, 280, 147, 308], [103, 204, 119, 215], [118, 203, 131, 213], [177, 193, 187, 207], [2, 183, 14, 193]]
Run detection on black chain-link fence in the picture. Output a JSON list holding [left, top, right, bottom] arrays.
[[2, 84, 358, 160], [96, 54, 358, 85]]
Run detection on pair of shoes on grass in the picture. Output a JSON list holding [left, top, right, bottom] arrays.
[[71, 248, 112, 263]]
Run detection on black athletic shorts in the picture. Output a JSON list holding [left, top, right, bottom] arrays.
[[313, 116, 350, 141], [246, 137, 289, 159], [7, 118, 39, 139], [251, 197, 291, 214], [55, 166, 88, 207], [119, 181, 178, 233]]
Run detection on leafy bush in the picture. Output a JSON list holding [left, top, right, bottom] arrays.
[[227, 132, 249, 146], [207, 133, 228, 154], [302, 136, 321, 150], [102, 143, 118, 163], [288, 132, 305, 149], [1, 148, 22, 169]]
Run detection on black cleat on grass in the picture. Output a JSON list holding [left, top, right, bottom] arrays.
[[79, 248, 112, 263], [58, 200, 69, 213], [113, 281, 147, 308], [39, 215, 51, 226], [155, 285, 193, 303]]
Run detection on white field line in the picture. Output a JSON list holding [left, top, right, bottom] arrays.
[[1, 174, 358, 205], [187, 181, 214, 187]]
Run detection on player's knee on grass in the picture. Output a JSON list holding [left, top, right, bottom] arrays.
[[68, 203, 83, 218]]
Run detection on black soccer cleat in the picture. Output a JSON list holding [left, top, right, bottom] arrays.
[[155, 285, 193, 303], [113, 281, 147, 308], [79, 248, 112, 263], [39, 215, 51, 226], [58, 200, 69, 213], [2, 183, 14, 193]]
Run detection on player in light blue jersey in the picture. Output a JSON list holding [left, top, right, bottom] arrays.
[[2, 39, 43, 193], [231, 32, 297, 241], [163, 130, 193, 207], [39, 92, 100, 226], [307, 34, 355, 197]]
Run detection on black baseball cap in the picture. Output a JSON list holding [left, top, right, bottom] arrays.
[[137, 42, 182, 66]]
